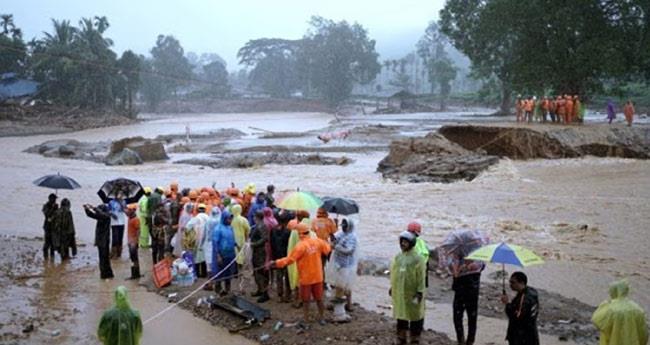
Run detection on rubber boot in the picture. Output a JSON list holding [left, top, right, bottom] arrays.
[[126, 266, 141, 280], [257, 292, 270, 303], [116, 245, 123, 259], [396, 330, 407, 345]]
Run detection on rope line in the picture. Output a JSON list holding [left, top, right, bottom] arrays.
[[142, 242, 271, 325]]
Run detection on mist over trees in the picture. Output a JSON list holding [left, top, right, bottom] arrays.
[[238, 16, 381, 105], [440, 0, 649, 113], [1, 3, 648, 114]]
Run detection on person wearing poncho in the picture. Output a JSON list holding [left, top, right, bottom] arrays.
[[592, 280, 648, 345], [326, 218, 358, 314], [272, 223, 331, 324], [390, 231, 426, 345], [212, 211, 237, 295], [97, 286, 142, 345], [136, 187, 151, 248], [231, 204, 250, 268]]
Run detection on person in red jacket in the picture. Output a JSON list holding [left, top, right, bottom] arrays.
[[271, 223, 331, 324]]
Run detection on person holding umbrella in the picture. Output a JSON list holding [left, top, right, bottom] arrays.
[[500, 272, 539, 345], [439, 229, 488, 345], [41, 193, 59, 260], [450, 253, 484, 345], [84, 203, 114, 279]]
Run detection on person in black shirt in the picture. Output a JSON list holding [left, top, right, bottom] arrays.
[[501, 271, 539, 345], [450, 255, 484, 345], [270, 211, 292, 302], [42, 193, 58, 260], [84, 203, 114, 279]]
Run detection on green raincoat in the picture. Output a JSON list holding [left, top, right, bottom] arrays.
[[231, 205, 250, 265], [414, 238, 430, 262], [592, 280, 648, 345], [390, 248, 426, 321], [98, 286, 143, 345], [578, 103, 586, 121], [136, 195, 150, 248]]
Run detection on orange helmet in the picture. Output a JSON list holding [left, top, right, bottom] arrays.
[[407, 221, 422, 235]]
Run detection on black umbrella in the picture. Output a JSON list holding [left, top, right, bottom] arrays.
[[321, 197, 359, 215], [33, 173, 81, 194], [97, 178, 144, 204]]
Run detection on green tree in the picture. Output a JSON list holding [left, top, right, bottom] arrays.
[[417, 21, 457, 109], [440, 0, 518, 114], [30, 19, 79, 106], [117, 50, 140, 115], [440, 0, 647, 113], [139, 57, 164, 111], [0, 14, 26, 74], [72, 16, 117, 108], [151, 35, 192, 96], [202, 60, 230, 98], [299, 16, 380, 105], [238, 38, 301, 97], [429, 58, 457, 110]]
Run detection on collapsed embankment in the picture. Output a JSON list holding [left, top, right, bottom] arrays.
[[378, 124, 650, 183]]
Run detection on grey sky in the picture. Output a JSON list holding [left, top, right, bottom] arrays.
[[7, 0, 444, 70]]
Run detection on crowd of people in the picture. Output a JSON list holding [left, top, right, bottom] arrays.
[[515, 94, 586, 124], [515, 95, 638, 126], [41, 182, 648, 345]]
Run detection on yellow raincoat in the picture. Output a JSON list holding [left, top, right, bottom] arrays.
[[230, 204, 250, 265], [390, 248, 426, 321], [592, 280, 648, 345]]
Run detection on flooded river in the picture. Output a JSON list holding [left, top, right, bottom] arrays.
[[0, 110, 648, 344]]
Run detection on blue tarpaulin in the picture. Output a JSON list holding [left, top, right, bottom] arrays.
[[0, 73, 39, 101]]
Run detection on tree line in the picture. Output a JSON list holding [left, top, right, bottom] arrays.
[[439, 0, 650, 114], [0, 15, 229, 114], [2, 2, 648, 114]]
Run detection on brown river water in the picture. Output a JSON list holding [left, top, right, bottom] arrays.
[[0, 111, 648, 344]]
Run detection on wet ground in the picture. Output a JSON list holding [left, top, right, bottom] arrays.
[[1, 109, 649, 344]]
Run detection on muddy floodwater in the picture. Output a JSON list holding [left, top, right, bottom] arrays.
[[1, 110, 648, 344]]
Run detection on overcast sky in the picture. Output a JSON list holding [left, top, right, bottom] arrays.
[[6, 0, 445, 70]]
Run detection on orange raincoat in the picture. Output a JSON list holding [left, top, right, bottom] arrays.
[[276, 227, 331, 285], [311, 208, 337, 242]]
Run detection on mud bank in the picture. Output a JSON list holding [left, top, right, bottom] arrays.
[[0, 104, 136, 137], [439, 123, 650, 159], [177, 152, 353, 169], [142, 274, 453, 345], [378, 123, 650, 183], [356, 256, 598, 344], [377, 132, 500, 183]]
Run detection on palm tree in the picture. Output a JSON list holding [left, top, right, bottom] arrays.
[[0, 14, 14, 35]]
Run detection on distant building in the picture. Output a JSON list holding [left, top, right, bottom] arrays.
[[0, 73, 39, 103]]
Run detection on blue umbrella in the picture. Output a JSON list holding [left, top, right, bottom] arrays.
[[33, 173, 81, 194]]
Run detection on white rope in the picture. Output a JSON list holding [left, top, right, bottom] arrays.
[[142, 242, 250, 325]]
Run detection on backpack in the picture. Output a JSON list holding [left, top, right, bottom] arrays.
[[182, 227, 197, 250]]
